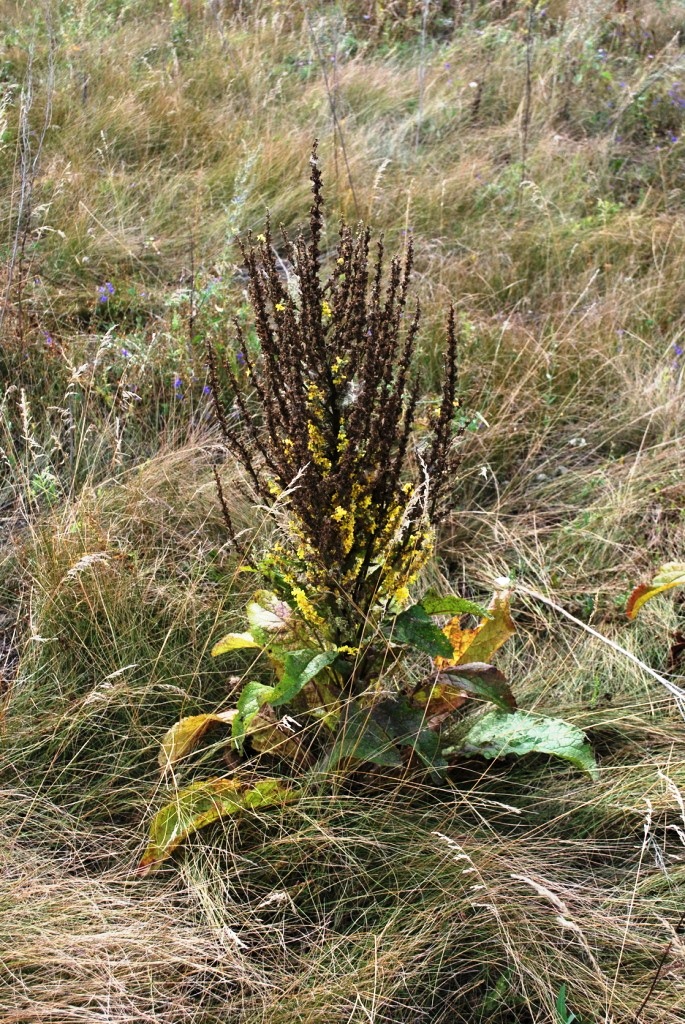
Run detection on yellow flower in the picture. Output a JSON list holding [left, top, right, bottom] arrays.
[[292, 586, 327, 630], [275, 302, 285, 312], [331, 506, 347, 522], [321, 300, 332, 318]]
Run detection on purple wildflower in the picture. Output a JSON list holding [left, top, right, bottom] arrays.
[[121, 347, 130, 358], [97, 282, 115, 303], [236, 351, 246, 366]]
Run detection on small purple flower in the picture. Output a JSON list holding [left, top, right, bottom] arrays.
[[121, 347, 130, 358], [202, 384, 211, 395], [674, 344, 684, 357], [667, 86, 685, 110], [174, 376, 183, 390], [669, 134, 679, 144], [444, 62, 451, 69], [44, 332, 53, 347], [97, 282, 115, 303], [236, 351, 246, 366]]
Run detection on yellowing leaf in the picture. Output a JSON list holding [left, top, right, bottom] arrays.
[[211, 631, 260, 656], [159, 710, 237, 770], [626, 562, 685, 619], [434, 623, 478, 669], [435, 590, 515, 670], [139, 777, 300, 873]]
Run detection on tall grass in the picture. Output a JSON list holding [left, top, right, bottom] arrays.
[[1, 0, 684, 1021]]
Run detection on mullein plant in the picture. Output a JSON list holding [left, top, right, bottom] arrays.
[[140, 147, 597, 873]]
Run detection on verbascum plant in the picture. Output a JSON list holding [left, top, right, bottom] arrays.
[[140, 146, 596, 873]]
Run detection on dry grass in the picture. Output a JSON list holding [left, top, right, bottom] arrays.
[[1, 0, 685, 1021]]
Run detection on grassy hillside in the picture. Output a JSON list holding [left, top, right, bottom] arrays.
[[1, 2, 685, 1021]]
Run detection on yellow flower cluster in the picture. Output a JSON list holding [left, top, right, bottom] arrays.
[[291, 586, 327, 630], [330, 504, 355, 555], [307, 422, 332, 471]]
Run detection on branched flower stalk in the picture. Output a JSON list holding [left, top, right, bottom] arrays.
[[207, 144, 460, 659]]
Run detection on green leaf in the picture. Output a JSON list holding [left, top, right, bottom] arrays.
[[139, 777, 299, 873], [232, 681, 275, 745], [329, 707, 403, 768], [211, 631, 260, 656], [159, 710, 237, 769], [451, 710, 598, 778], [373, 697, 447, 773], [270, 649, 340, 707], [393, 604, 454, 658], [420, 591, 491, 619], [440, 663, 516, 712], [555, 985, 577, 1024]]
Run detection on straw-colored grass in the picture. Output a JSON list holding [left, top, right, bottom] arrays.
[[1, 0, 685, 1020]]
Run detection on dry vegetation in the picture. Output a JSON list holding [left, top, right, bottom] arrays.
[[1, 1, 685, 1021]]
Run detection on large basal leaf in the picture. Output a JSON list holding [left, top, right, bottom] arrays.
[[232, 680, 275, 745], [413, 663, 515, 716], [248, 706, 312, 766], [441, 664, 516, 711], [451, 710, 598, 778], [139, 777, 299, 873], [626, 562, 685, 619], [420, 591, 491, 619], [298, 676, 341, 730], [372, 697, 447, 773], [393, 604, 454, 658], [159, 710, 237, 769], [211, 631, 261, 656], [412, 680, 469, 718], [329, 707, 403, 768], [269, 649, 340, 707], [436, 589, 515, 670]]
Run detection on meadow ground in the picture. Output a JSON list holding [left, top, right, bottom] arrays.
[[1, 2, 685, 1021]]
